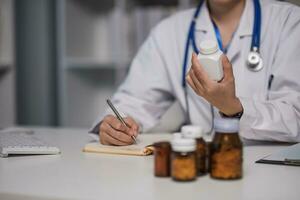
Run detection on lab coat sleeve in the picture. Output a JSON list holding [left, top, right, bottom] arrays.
[[90, 26, 175, 133], [239, 7, 300, 142]]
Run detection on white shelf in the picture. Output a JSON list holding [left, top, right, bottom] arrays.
[[65, 58, 129, 70]]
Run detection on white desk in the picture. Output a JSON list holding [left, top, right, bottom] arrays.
[[0, 128, 299, 200]]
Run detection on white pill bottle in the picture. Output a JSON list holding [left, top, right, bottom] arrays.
[[197, 40, 224, 81]]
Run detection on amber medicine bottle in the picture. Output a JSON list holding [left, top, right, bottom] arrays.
[[154, 141, 171, 177], [171, 137, 197, 182], [181, 125, 206, 175], [210, 118, 243, 180]]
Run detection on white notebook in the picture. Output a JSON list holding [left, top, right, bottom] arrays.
[[83, 133, 172, 156]]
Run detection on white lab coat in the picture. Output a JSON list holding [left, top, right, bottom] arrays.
[[91, 0, 300, 142]]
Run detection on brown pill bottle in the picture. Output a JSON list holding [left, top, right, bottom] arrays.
[[210, 118, 243, 180], [154, 142, 171, 177], [181, 125, 206, 175], [171, 138, 197, 182]]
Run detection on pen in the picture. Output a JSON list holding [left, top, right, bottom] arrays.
[[106, 99, 137, 144], [268, 74, 274, 90], [284, 159, 300, 166], [267, 74, 274, 100]]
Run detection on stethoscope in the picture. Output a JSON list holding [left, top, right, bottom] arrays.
[[182, 0, 262, 127]]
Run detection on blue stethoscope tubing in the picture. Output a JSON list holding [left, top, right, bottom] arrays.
[[182, 0, 262, 125], [182, 0, 204, 88]]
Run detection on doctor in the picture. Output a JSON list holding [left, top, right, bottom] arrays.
[[92, 0, 300, 145]]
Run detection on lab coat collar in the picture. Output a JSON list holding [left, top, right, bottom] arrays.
[[194, 1, 212, 33], [237, 0, 254, 37], [195, 0, 253, 38]]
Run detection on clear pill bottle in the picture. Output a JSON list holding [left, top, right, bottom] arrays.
[[197, 40, 223, 81], [210, 118, 243, 180], [154, 141, 171, 177], [181, 125, 206, 175], [171, 138, 197, 182]]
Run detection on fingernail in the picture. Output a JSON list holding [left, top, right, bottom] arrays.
[[133, 130, 138, 137], [130, 130, 135, 136]]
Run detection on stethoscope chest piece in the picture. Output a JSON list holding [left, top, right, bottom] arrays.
[[247, 51, 263, 72]]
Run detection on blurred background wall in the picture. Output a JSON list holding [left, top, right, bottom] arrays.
[[0, 0, 299, 129]]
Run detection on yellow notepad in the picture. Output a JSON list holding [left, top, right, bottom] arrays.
[[83, 134, 172, 156]]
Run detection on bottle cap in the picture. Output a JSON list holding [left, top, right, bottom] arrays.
[[171, 138, 196, 152], [214, 118, 240, 133], [199, 40, 219, 55], [172, 132, 183, 140], [181, 125, 204, 138]]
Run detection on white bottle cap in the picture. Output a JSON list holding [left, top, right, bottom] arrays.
[[172, 132, 183, 140], [171, 138, 196, 152], [214, 118, 240, 133], [181, 125, 204, 138], [199, 40, 219, 55]]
